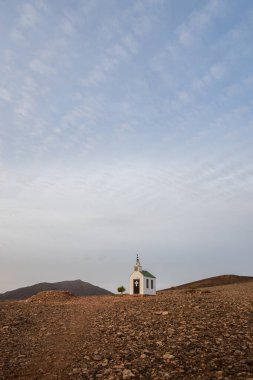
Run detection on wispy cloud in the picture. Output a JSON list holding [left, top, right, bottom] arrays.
[[81, 37, 136, 88], [14, 76, 37, 118], [177, 0, 222, 46], [61, 16, 75, 36], [19, 2, 38, 29], [0, 87, 12, 103], [1, 0, 253, 292], [29, 58, 55, 76], [192, 61, 226, 91]]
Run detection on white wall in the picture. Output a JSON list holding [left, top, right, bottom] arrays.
[[129, 272, 156, 295], [143, 277, 156, 295]]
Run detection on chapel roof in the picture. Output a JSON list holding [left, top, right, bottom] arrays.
[[140, 270, 156, 279]]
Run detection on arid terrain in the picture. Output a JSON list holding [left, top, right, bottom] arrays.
[[0, 282, 252, 380]]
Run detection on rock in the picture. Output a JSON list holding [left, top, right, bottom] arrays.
[[163, 353, 175, 361], [93, 354, 102, 361], [101, 359, 108, 367], [154, 310, 168, 316], [215, 370, 224, 379], [103, 368, 112, 375], [122, 368, 135, 379], [113, 364, 124, 370]]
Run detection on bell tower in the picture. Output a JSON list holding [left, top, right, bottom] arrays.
[[134, 254, 142, 272]]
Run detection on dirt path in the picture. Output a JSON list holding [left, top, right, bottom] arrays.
[[0, 297, 109, 379]]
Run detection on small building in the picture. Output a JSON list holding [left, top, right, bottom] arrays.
[[129, 255, 156, 295]]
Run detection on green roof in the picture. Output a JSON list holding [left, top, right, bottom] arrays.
[[141, 270, 156, 278]]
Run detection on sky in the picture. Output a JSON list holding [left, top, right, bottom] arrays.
[[1, 0, 253, 293]]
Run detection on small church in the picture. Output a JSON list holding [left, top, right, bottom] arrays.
[[129, 255, 156, 295]]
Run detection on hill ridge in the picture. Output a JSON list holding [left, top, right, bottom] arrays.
[[160, 274, 253, 292], [0, 279, 112, 301]]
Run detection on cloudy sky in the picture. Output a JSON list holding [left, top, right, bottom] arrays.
[[1, 0, 253, 293]]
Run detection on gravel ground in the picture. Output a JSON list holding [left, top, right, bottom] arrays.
[[0, 282, 252, 379]]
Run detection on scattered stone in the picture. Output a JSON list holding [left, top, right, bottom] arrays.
[[0, 282, 252, 379]]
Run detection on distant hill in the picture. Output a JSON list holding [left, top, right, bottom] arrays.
[[160, 275, 253, 292], [0, 280, 112, 301]]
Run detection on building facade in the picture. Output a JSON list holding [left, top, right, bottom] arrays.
[[129, 255, 156, 295]]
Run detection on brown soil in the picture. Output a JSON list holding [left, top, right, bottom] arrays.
[[0, 283, 253, 379], [25, 291, 75, 304]]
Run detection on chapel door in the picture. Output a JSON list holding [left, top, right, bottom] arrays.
[[133, 279, 140, 294]]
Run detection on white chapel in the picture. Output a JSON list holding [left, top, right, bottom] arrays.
[[129, 255, 156, 295]]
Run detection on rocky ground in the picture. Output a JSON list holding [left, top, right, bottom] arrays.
[[0, 283, 252, 380]]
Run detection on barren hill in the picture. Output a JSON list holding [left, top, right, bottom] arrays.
[[0, 279, 112, 301], [161, 274, 253, 291], [0, 282, 252, 379]]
